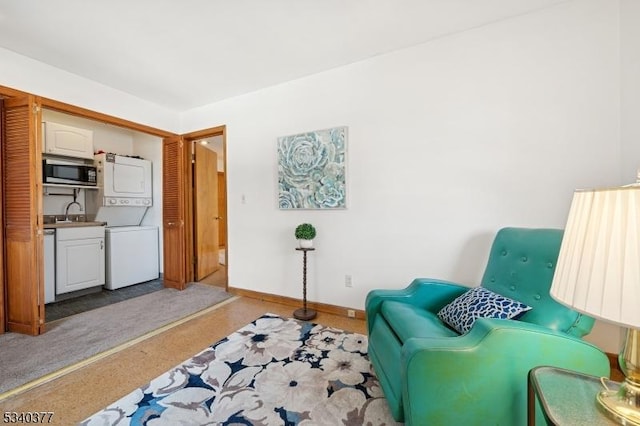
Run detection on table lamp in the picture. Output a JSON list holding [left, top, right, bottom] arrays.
[[550, 185, 640, 425]]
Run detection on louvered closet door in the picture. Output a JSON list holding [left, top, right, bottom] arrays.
[[0, 99, 4, 334], [4, 96, 44, 335], [162, 136, 187, 290]]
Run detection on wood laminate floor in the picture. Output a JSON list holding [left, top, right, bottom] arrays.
[[0, 297, 366, 425], [198, 265, 227, 289]]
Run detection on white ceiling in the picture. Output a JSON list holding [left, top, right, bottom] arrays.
[[0, 0, 567, 112]]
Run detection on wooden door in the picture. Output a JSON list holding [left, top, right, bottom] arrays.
[[3, 96, 44, 335], [217, 172, 226, 248], [194, 143, 219, 280], [162, 136, 187, 290], [0, 99, 4, 334]]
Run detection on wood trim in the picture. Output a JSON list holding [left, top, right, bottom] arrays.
[[216, 132, 228, 287], [1, 84, 176, 138], [0, 85, 29, 99], [181, 125, 225, 140], [228, 287, 366, 320], [0, 99, 4, 334], [40, 98, 176, 138], [181, 126, 227, 286], [184, 142, 194, 282]]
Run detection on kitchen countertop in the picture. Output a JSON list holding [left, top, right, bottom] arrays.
[[44, 221, 107, 229]]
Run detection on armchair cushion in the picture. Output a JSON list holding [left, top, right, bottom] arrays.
[[436, 286, 532, 334], [381, 301, 458, 341]]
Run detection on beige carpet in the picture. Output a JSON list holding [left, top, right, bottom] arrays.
[[0, 283, 232, 395]]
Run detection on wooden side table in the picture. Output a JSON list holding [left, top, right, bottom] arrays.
[[293, 247, 316, 321], [528, 366, 620, 425]]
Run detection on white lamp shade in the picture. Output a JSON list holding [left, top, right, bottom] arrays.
[[550, 186, 640, 329]]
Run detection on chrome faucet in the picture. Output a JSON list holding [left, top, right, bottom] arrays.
[[65, 201, 82, 221]]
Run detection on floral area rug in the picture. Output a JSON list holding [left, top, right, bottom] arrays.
[[82, 313, 400, 425]]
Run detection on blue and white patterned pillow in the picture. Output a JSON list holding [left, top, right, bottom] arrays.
[[437, 287, 532, 334]]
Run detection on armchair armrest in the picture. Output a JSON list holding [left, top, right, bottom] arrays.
[[365, 278, 468, 333], [400, 318, 610, 425]]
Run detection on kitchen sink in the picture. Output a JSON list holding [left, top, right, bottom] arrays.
[[44, 221, 107, 229], [43, 214, 106, 228]]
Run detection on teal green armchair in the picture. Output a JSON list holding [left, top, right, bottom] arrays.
[[366, 228, 610, 425]]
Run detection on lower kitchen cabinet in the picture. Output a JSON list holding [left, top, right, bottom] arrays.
[[56, 226, 106, 294]]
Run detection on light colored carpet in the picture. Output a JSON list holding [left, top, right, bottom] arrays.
[[82, 313, 399, 425], [0, 283, 232, 395]]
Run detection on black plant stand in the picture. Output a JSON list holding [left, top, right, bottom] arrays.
[[293, 247, 316, 321]]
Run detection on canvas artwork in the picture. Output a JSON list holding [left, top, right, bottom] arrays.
[[278, 126, 347, 209]]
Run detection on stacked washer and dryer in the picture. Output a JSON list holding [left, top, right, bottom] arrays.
[[86, 153, 159, 290]]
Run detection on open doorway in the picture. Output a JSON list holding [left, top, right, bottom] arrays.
[[183, 127, 227, 290]]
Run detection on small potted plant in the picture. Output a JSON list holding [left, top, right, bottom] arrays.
[[295, 223, 316, 248]]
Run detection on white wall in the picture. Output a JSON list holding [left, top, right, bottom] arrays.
[[0, 47, 179, 132], [4, 0, 632, 353], [586, 0, 640, 354], [181, 0, 622, 337], [621, 0, 640, 182]]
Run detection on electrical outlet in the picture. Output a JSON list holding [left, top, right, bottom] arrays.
[[345, 274, 353, 287], [347, 309, 356, 318]]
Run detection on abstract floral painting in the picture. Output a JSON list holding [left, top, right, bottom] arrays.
[[278, 126, 347, 209]]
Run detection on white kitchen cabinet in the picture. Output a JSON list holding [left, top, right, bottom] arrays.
[[56, 226, 105, 294], [43, 121, 94, 159]]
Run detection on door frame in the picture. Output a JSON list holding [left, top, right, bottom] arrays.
[[0, 83, 228, 334], [181, 126, 227, 288], [0, 97, 5, 334], [0, 86, 176, 334]]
